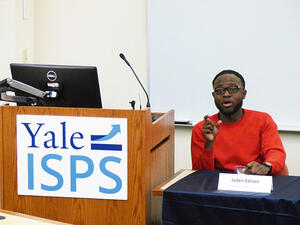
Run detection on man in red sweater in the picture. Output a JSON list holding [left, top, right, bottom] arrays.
[[191, 70, 287, 175]]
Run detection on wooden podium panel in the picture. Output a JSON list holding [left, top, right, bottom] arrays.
[[0, 106, 174, 225]]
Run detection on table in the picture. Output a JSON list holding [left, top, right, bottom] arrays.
[[160, 170, 300, 225]]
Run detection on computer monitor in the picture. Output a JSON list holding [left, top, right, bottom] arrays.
[[10, 63, 102, 108]]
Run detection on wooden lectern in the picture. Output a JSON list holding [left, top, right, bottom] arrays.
[[0, 106, 174, 225]]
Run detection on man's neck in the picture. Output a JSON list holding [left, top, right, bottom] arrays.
[[219, 108, 244, 123]]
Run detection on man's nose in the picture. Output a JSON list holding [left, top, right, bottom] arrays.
[[223, 89, 231, 96]]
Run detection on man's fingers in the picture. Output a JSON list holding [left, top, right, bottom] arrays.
[[202, 128, 212, 135], [204, 115, 215, 125], [215, 120, 222, 129], [247, 161, 256, 168], [204, 115, 221, 129], [203, 122, 214, 130], [204, 115, 209, 121], [205, 118, 215, 127], [250, 165, 259, 174], [246, 161, 269, 175], [202, 115, 221, 142], [245, 161, 257, 174]]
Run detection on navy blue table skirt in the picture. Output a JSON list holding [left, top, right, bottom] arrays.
[[162, 171, 300, 225]]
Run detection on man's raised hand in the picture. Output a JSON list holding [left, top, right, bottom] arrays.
[[202, 115, 222, 149]]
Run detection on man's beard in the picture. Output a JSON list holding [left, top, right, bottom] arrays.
[[215, 99, 243, 116]]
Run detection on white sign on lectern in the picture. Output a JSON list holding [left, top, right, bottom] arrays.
[[17, 115, 128, 200]]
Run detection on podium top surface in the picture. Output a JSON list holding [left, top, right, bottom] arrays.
[[0, 210, 73, 225]]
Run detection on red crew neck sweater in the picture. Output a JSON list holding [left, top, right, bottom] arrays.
[[191, 109, 286, 174]]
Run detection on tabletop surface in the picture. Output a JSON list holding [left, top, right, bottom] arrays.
[[162, 170, 300, 225]]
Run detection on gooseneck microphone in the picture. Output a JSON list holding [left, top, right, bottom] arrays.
[[119, 53, 150, 108]]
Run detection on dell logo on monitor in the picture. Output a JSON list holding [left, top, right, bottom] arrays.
[[47, 71, 57, 81]]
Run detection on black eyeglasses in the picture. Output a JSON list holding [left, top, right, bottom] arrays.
[[214, 86, 242, 95]]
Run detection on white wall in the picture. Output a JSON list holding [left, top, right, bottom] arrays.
[[0, 0, 17, 77], [0, 0, 34, 72], [1, 0, 300, 176], [279, 131, 300, 175], [0, 0, 34, 105], [16, 0, 35, 64], [33, 0, 148, 110]]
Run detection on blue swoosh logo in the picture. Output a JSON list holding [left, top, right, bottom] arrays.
[[91, 124, 121, 142]]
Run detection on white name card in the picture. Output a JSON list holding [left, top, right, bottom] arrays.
[[218, 173, 273, 193]]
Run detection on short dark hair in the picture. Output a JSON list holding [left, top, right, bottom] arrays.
[[212, 70, 245, 88]]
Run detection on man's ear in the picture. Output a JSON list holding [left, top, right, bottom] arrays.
[[212, 92, 215, 98], [243, 89, 247, 99]]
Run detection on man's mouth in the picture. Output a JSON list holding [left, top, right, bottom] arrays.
[[223, 101, 233, 108]]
